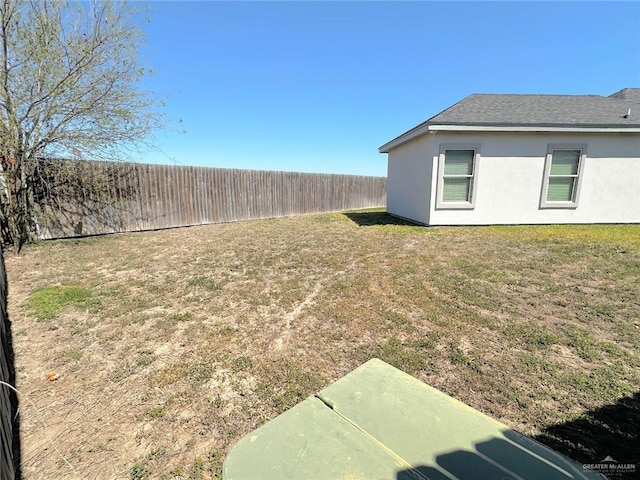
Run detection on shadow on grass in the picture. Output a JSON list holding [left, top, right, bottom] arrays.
[[344, 211, 418, 227], [534, 391, 640, 468]]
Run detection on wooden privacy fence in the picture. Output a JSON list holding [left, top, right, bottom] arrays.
[[0, 246, 16, 479], [36, 160, 387, 240]]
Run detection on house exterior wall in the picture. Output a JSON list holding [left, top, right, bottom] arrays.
[[387, 131, 640, 225], [386, 134, 435, 224]]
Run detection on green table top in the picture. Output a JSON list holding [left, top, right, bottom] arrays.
[[223, 358, 603, 480]]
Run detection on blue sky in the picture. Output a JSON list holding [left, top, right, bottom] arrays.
[[137, 1, 640, 177]]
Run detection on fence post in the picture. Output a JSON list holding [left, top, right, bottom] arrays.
[[0, 244, 17, 479]]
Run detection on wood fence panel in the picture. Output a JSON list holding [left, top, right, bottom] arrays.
[[36, 161, 386, 240], [217, 168, 228, 223], [211, 168, 221, 223], [0, 246, 16, 479]]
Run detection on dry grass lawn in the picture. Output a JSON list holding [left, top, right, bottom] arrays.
[[6, 210, 640, 479]]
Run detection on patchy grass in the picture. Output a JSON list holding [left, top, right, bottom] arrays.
[[6, 212, 640, 479], [24, 285, 99, 320]]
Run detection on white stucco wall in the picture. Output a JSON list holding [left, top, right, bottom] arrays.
[[386, 134, 434, 224], [386, 131, 640, 225]]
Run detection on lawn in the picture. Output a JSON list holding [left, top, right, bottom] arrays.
[[6, 211, 640, 479]]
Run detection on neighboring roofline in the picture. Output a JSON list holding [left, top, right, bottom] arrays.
[[378, 124, 640, 153]]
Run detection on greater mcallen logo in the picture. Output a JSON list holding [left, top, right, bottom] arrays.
[[583, 456, 636, 477]]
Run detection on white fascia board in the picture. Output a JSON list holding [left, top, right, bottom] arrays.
[[378, 125, 431, 153], [428, 125, 640, 133], [378, 124, 640, 153]]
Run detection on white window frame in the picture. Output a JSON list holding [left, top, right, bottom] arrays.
[[435, 143, 480, 210], [540, 144, 587, 209]]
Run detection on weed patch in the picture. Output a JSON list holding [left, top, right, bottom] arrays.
[[129, 462, 149, 480], [24, 285, 99, 320], [502, 323, 560, 351]]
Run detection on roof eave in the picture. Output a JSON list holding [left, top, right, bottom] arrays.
[[378, 124, 431, 153], [379, 124, 640, 153]]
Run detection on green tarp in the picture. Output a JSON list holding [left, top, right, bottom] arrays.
[[223, 358, 604, 480]]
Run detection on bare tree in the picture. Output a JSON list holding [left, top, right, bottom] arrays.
[[0, 0, 162, 250]]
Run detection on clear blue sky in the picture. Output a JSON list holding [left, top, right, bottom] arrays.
[[136, 1, 640, 177]]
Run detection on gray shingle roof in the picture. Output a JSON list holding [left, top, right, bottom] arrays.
[[609, 88, 640, 103], [380, 88, 640, 152], [427, 91, 640, 128]]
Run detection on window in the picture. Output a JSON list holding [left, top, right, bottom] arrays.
[[540, 144, 586, 208], [436, 144, 480, 209]]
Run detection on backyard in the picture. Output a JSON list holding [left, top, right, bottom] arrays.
[[5, 210, 640, 479]]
